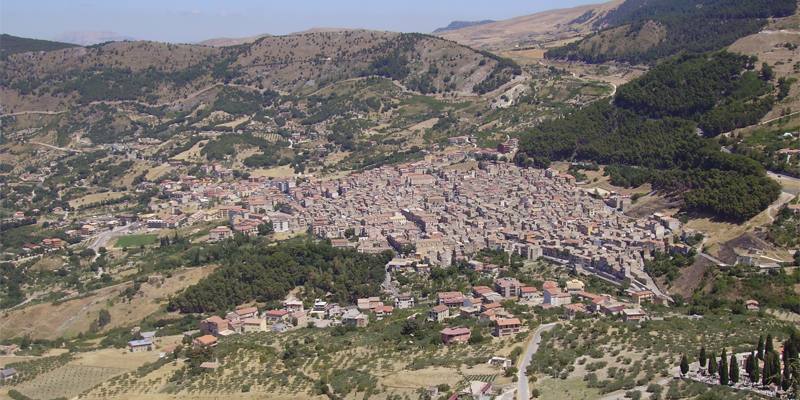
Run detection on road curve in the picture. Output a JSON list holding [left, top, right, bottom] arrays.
[[517, 322, 557, 400]]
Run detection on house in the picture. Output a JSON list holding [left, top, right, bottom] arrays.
[[394, 293, 415, 309], [357, 297, 382, 311], [622, 308, 647, 323], [265, 309, 291, 324], [520, 286, 538, 301], [487, 356, 513, 369], [193, 335, 218, 348], [200, 316, 229, 336], [543, 288, 572, 307], [472, 286, 493, 297], [233, 306, 259, 319], [242, 317, 267, 333], [481, 291, 504, 304], [563, 303, 587, 320], [493, 318, 522, 337], [746, 299, 760, 311], [437, 291, 464, 307], [310, 299, 329, 318], [342, 309, 369, 328], [283, 299, 304, 312], [494, 277, 522, 298], [0, 368, 17, 382], [565, 279, 585, 293], [291, 311, 307, 327], [209, 226, 233, 242], [441, 326, 471, 345], [128, 339, 154, 352], [429, 305, 450, 322], [631, 290, 654, 305], [373, 305, 394, 319]]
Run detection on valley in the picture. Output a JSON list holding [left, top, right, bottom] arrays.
[[2, 0, 800, 399]]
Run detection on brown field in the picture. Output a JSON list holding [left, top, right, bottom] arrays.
[[6, 346, 173, 400], [146, 163, 176, 181], [249, 165, 296, 178], [68, 191, 127, 208], [0, 266, 215, 340], [170, 140, 208, 162]]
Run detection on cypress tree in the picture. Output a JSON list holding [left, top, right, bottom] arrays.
[[720, 349, 729, 385], [763, 352, 772, 386], [699, 346, 707, 368], [758, 335, 765, 360], [709, 353, 718, 377], [680, 354, 689, 376], [752, 354, 761, 384], [766, 334, 775, 354], [745, 352, 754, 377], [730, 353, 739, 384], [772, 350, 782, 386], [784, 344, 793, 390]]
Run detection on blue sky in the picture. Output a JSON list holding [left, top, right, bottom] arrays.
[[1, 0, 603, 43]]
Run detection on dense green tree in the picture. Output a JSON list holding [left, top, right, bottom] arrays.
[[709, 352, 718, 376], [720, 349, 729, 385], [752, 353, 761, 384], [730, 353, 739, 384], [699, 347, 707, 368], [758, 335, 765, 360], [680, 354, 689, 376]]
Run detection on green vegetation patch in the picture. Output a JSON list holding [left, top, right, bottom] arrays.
[[114, 234, 158, 248]]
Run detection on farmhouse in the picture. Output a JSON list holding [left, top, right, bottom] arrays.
[[493, 318, 522, 337], [1, 368, 17, 382], [128, 339, 154, 352], [193, 335, 219, 348], [429, 304, 450, 322], [441, 326, 471, 345]]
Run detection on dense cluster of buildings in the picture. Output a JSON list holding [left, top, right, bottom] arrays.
[[133, 156, 688, 298]]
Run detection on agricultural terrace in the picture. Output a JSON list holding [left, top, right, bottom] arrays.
[[82, 307, 532, 399], [529, 313, 792, 399]]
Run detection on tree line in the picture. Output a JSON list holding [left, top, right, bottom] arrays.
[[167, 237, 392, 313], [516, 52, 780, 222]]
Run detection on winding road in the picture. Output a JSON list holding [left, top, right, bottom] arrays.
[[517, 322, 557, 400]]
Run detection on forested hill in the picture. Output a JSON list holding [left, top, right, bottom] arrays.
[[545, 0, 797, 64], [0, 34, 79, 59], [516, 51, 781, 222], [167, 238, 391, 313], [0, 31, 521, 108]]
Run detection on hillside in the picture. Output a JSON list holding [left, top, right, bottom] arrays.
[[0, 31, 520, 112], [517, 51, 781, 221], [0, 34, 79, 58], [436, 0, 624, 50], [432, 20, 496, 33], [546, 0, 798, 64], [198, 33, 272, 47]]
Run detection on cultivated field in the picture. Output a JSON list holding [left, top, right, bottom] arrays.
[[114, 233, 159, 248], [0, 266, 215, 340]]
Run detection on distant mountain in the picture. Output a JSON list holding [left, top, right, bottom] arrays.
[[0, 34, 79, 58], [1, 30, 521, 108], [546, 0, 798, 64], [435, 0, 623, 50], [198, 33, 271, 47], [55, 31, 135, 46], [432, 20, 495, 33]]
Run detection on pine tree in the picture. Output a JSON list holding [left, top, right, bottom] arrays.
[[680, 354, 689, 376], [758, 335, 765, 360], [699, 346, 707, 368], [720, 349, 729, 386], [730, 353, 739, 384], [709, 353, 718, 377]]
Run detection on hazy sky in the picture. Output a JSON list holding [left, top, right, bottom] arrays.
[[1, 0, 603, 43]]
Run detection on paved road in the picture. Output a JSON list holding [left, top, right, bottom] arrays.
[[517, 323, 557, 400]]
